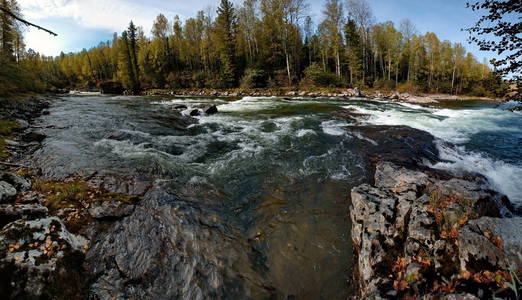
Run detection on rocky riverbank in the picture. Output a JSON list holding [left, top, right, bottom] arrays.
[[350, 161, 522, 299], [0, 96, 150, 299], [140, 88, 502, 104]]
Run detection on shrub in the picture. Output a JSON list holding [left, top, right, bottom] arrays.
[[240, 68, 267, 88], [301, 63, 340, 87], [374, 79, 396, 91], [268, 69, 294, 88], [397, 81, 421, 94], [469, 85, 488, 97]]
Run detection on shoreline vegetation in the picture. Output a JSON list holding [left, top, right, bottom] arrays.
[[1, 0, 515, 101]]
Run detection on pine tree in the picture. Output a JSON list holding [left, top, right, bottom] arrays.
[[344, 19, 363, 85], [215, 0, 238, 88]]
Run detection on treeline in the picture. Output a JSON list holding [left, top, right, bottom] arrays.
[[2, 0, 509, 97], [0, 0, 44, 96]]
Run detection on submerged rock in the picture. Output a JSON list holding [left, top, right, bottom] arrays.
[[174, 104, 188, 110], [21, 130, 46, 143]]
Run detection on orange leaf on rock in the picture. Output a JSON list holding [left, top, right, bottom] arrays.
[[491, 237, 503, 249], [459, 270, 471, 280]]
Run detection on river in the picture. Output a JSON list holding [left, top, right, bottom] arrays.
[[30, 95, 522, 299]]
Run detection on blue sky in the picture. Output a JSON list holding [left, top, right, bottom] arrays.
[[20, 0, 495, 63]]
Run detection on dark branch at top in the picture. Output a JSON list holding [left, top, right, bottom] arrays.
[[0, 6, 57, 36]]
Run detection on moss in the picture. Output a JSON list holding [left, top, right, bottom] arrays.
[[0, 137, 6, 159], [33, 179, 140, 210], [0, 120, 20, 159], [0, 120, 20, 136], [33, 180, 91, 210]]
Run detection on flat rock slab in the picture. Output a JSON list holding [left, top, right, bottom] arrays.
[[88, 201, 134, 219]]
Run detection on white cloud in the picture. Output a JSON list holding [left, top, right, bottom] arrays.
[[18, 0, 170, 33], [24, 27, 66, 55]]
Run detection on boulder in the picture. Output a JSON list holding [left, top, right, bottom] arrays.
[[0, 181, 17, 203], [21, 130, 46, 143], [0, 172, 31, 191], [204, 105, 218, 115], [190, 109, 201, 117], [174, 104, 188, 110], [0, 217, 89, 299], [15, 119, 29, 129]]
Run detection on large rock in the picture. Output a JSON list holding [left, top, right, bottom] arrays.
[[0, 217, 89, 299], [190, 109, 201, 117], [348, 125, 441, 172], [0, 181, 17, 203], [84, 185, 268, 299], [350, 161, 516, 298]]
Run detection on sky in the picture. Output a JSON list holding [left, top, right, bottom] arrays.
[[19, 0, 496, 63]]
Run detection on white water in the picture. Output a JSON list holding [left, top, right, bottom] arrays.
[[147, 96, 522, 204], [345, 101, 522, 204]]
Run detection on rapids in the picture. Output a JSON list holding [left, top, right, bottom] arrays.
[[30, 95, 521, 298]]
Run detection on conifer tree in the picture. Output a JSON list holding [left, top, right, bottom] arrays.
[[215, 0, 238, 88]]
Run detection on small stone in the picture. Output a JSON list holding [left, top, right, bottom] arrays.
[[0, 181, 17, 203]]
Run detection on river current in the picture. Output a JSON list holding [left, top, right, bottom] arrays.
[[31, 95, 522, 299]]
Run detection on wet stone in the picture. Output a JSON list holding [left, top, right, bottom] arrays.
[[89, 201, 135, 219]]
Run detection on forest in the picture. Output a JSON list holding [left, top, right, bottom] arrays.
[[0, 0, 509, 97]]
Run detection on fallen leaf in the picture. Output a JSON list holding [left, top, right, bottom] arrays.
[[459, 270, 471, 280]]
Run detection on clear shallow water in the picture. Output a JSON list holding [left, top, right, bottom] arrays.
[[32, 95, 521, 298]]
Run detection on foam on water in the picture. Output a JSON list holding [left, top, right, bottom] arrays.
[[348, 101, 522, 204], [321, 120, 348, 136]]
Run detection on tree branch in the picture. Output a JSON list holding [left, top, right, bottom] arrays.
[[0, 6, 57, 36]]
